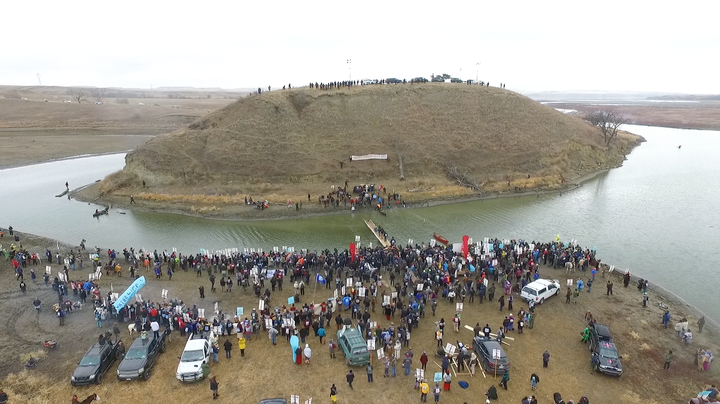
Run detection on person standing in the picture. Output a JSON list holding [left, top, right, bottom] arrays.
[[542, 350, 550, 368], [698, 316, 706, 333], [303, 344, 312, 364], [498, 295, 505, 311], [442, 369, 451, 391], [199, 285, 205, 298], [663, 350, 673, 369], [209, 375, 219, 399], [420, 351, 428, 370], [212, 343, 219, 363], [403, 352, 413, 375], [433, 384, 441, 402], [346, 369, 355, 390], [530, 373, 539, 390], [223, 338, 232, 359], [238, 335, 246, 357], [420, 379, 429, 402], [500, 370, 510, 389], [330, 384, 338, 403], [606, 280, 613, 295], [662, 311, 671, 329], [366, 363, 373, 382], [566, 288, 571, 303]]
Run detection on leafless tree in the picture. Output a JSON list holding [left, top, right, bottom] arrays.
[[73, 90, 87, 104], [584, 110, 627, 147]]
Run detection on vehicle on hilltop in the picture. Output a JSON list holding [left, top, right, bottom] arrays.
[[117, 332, 166, 381]]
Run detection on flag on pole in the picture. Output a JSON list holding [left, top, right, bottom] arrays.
[[316, 274, 326, 285]]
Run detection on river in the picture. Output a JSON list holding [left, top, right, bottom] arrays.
[[1, 124, 719, 317]]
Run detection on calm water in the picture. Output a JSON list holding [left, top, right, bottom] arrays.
[[1, 125, 719, 316]]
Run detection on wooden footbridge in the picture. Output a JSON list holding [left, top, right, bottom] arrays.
[[364, 220, 391, 248]]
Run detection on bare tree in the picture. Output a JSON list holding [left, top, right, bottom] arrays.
[[73, 90, 87, 104], [584, 110, 627, 147]]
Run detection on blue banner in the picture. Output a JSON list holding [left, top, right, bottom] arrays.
[[316, 274, 326, 285], [113, 276, 146, 311]]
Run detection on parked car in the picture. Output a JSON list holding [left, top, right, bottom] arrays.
[[71, 340, 121, 386], [336, 326, 370, 366], [117, 333, 166, 381], [473, 336, 510, 375], [361, 79, 376, 85], [386, 78, 402, 84], [520, 279, 561, 304], [450, 78, 463, 83], [410, 77, 428, 83], [589, 324, 623, 376], [176, 335, 212, 382]]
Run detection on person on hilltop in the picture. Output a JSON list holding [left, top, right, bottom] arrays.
[[698, 316, 706, 333], [624, 271, 631, 287]]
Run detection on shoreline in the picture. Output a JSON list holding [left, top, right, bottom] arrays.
[[72, 166, 619, 223], [7, 227, 717, 334]]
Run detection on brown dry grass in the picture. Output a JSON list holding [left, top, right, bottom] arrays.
[[0, 232, 718, 404], [550, 102, 720, 130], [111, 84, 640, 213]]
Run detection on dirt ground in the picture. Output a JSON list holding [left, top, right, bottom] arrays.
[[0, 231, 717, 404]]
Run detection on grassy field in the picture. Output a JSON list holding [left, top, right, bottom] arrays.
[[96, 84, 642, 217], [0, 234, 717, 404]]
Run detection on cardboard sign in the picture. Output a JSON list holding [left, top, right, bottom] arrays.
[[259, 299, 265, 311], [290, 395, 300, 404], [369, 321, 377, 330], [265, 318, 273, 328], [197, 308, 205, 318], [383, 296, 391, 305], [416, 368, 424, 380], [445, 343, 456, 355], [237, 307, 244, 316], [566, 279, 573, 287], [346, 278, 353, 287], [416, 284, 424, 291], [492, 348, 502, 360], [287, 296, 295, 305], [367, 338, 376, 351], [377, 349, 385, 360], [162, 289, 168, 299], [45, 266, 52, 274], [358, 287, 366, 297], [456, 303, 464, 312], [391, 292, 397, 300]]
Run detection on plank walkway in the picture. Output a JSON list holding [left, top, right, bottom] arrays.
[[364, 219, 391, 248]]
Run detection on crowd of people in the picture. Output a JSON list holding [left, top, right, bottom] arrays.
[[4, 224, 713, 403]]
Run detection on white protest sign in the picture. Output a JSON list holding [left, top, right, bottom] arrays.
[[377, 349, 385, 360], [358, 287, 366, 297], [305, 399, 312, 404], [391, 292, 397, 300], [198, 308, 205, 318], [346, 278, 353, 288], [214, 302, 219, 314], [57, 272, 66, 282], [334, 289, 338, 299], [492, 348, 502, 360], [112, 293, 119, 301], [369, 321, 377, 329], [456, 303, 464, 312], [416, 284, 424, 291], [367, 338, 376, 351], [416, 368, 424, 380], [162, 289, 168, 299], [259, 299, 265, 311], [566, 279, 573, 287], [445, 343, 456, 355], [290, 395, 300, 404], [383, 296, 391, 305], [341, 286, 346, 296], [265, 318, 272, 328], [135, 294, 143, 303], [45, 266, 52, 274]]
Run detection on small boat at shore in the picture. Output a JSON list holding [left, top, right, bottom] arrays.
[[93, 207, 109, 218], [55, 189, 69, 197], [433, 233, 449, 245]]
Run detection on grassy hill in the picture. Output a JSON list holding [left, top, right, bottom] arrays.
[[103, 83, 640, 210]]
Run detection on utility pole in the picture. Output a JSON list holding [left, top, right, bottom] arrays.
[[347, 59, 352, 81]]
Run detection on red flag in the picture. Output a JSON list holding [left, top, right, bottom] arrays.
[[462, 235, 469, 259], [349, 243, 356, 262]]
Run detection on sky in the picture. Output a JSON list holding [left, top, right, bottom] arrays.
[[2, 0, 718, 94]]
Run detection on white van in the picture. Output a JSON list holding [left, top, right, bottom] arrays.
[[176, 336, 211, 382]]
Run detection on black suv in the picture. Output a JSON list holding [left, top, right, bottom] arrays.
[[589, 324, 623, 376], [473, 336, 510, 375], [117, 333, 166, 381], [71, 340, 121, 385], [386, 78, 402, 84]]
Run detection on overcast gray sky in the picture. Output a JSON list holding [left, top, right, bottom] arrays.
[[2, 0, 718, 93]]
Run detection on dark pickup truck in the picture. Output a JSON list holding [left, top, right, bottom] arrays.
[[117, 332, 166, 381], [71, 340, 122, 385]]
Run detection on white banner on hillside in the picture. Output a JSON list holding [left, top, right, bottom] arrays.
[[350, 154, 387, 161]]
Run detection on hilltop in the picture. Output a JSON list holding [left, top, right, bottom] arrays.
[[94, 84, 641, 216]]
